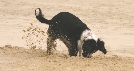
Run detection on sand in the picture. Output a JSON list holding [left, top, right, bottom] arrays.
[[0, 0, 134, 71]]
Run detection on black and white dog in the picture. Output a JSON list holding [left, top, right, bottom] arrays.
[[35, 8, 107, 58]]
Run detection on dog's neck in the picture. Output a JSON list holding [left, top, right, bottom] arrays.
[[80, 29, 98, 43]]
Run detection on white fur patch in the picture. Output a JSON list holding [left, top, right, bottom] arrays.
[[35, 8, 40, 16], [77, 29, 98, 56], [81, 29, 98, 42], [77, 40, 82, 57], [85, 31, 98, 42]]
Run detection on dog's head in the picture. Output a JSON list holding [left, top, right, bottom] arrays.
[[82, 39, 97, 58], [82, 39, 107, 58]]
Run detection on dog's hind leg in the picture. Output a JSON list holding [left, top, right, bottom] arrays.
[[59, 38, 78, 56], [68, 41, 78, 56], [46, 35, 56, 54]]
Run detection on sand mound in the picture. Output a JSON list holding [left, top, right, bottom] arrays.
[[0, 45, 134, 71]]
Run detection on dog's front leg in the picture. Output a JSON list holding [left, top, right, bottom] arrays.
[[78, 46, 82, 57], [77, 40, 82, 57], [68, 45, 78, 57]]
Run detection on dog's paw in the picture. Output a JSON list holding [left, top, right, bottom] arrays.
[[35, 8, 42, 16]]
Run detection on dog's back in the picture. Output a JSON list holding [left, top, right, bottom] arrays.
[[35, 8, 89, 40], [51, 12, 89, 40]]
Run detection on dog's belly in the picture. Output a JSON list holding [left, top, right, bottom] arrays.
[[59, 36, 71, 48]]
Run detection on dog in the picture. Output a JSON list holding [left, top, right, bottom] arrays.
[[35, 8, 107, 58]]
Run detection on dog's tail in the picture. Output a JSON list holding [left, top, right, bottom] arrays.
[[35, 8, 51, 25]]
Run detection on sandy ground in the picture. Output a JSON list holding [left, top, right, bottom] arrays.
[[0, 0, 134, 71]]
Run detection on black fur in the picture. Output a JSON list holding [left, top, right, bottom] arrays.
[[82, 39, 107, 58], [97, 39, 107, 54], [82, 39, 97, 57]]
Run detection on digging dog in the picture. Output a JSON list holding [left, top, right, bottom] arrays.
[[35, 8, 107, 58]]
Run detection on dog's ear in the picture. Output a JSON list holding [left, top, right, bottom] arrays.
[[97, 38, 104, 46], [97, 39, 107, 54]]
